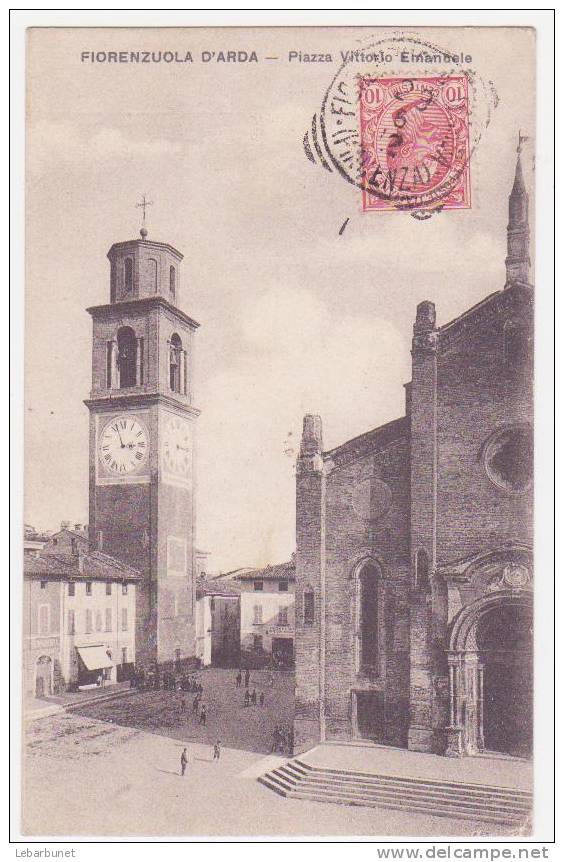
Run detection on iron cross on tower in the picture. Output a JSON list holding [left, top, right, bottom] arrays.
[[517, 131, 529, 154], [136, 194, 153, 229]]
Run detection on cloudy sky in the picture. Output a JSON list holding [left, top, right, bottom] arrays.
[[25, 26, 535, 571]]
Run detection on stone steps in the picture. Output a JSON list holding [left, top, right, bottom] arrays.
[[258, 758, 532, 826]]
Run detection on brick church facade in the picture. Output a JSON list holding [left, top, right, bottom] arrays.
[[294, 147, 533, 758]]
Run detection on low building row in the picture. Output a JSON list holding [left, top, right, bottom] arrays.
[[196, 558, 296, 669], [23, 529, 140, 697], [24, 522, 297, 696]]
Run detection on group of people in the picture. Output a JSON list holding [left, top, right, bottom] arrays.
[[177, 688, 207, 726], [271, 724, 293, 755], [236, 669, 266, 709], [191, 692, 207, 726], [180, 740, 222, 776], [235, 668, 250, 688], [176, 679, 207, 727], [271, 649, 293, 670], [243, 688, 265, 708], [131, 668, 203, 692]]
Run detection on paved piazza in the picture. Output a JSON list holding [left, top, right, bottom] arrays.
[[23, 669, 510, 838]]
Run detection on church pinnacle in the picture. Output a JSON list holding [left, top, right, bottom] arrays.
[[505, 133, 531, 289]]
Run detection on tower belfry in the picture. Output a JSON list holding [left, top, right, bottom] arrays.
[[85, 217, 200, 669], [505, 134, 532, 288]]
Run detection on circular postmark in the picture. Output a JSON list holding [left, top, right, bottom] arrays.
[[308, 32, 498, 217]]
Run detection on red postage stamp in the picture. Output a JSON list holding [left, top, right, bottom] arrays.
[[359, 76, 471, 214]]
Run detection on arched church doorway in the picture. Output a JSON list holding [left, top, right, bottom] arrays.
[[447, 588, 533, 758], [477, 602, 533, 758], [35, 655, 53, 698]]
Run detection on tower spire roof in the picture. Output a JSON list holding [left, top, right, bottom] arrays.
[[511, 151, 526, 196], [505, 134, 531, 289]]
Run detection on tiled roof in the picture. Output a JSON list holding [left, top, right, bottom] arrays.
[[214, 567, 258, 580], [235, 560, 295, 581], [196, 578, 241, 598], [23, 531, 51, 543], [59, 528, 89, 541], [324, 416, 408, 463], [23, 550, 141, 582]]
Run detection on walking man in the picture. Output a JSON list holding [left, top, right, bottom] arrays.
[[271, 725, 280, 753], [236, 670, 242, 688], [213, 740, 221, 761], [244, 689, 250, 707], [244, 668, 250, 688], [180, 747, 188, 776], [250, 688, 257, 706], [192, 693, 200, 715], [287, 727, 294, 756], [200, 704, 207, 726], [259, 691, 265, 708]]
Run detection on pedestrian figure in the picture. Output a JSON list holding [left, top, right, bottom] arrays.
[[244, 689, 250, 707], [192, 694, 200, 715], [244, 669, 250, 687], [199, 704, 207, 726], [250, 688, 257, 706], [287, 728, 294, 756], [236, 670, 242, 688], [259, 691, 265, 707], [180, 696, 186, 712], [271, 725, 280, 753], [180, 747, 188, 776], [213, 740, 221, 761]]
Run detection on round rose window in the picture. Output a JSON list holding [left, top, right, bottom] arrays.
[[484, 426, 533, 494], [352, 477, 392, 522]]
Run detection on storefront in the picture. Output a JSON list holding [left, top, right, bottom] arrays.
[[76, 644, 115, 688]]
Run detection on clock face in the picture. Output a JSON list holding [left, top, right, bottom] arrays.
[[98, 415, 149, 475], [162, 414, 191, 478]]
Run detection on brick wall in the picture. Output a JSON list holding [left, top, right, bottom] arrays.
[[408, 286, 533, 753], [294, 464, 324, 752], [323, 436, 410, 746]]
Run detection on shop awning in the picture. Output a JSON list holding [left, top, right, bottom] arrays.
[[76, 645, 114, 670]]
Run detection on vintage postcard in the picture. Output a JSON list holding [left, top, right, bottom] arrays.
[[14, 14, 555, 845]]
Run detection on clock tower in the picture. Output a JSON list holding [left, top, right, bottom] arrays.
[[85, 224, 200, 669]]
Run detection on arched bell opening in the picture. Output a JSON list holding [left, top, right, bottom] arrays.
[[169, 333, 186, 394], [117, 326, 137, 388]]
